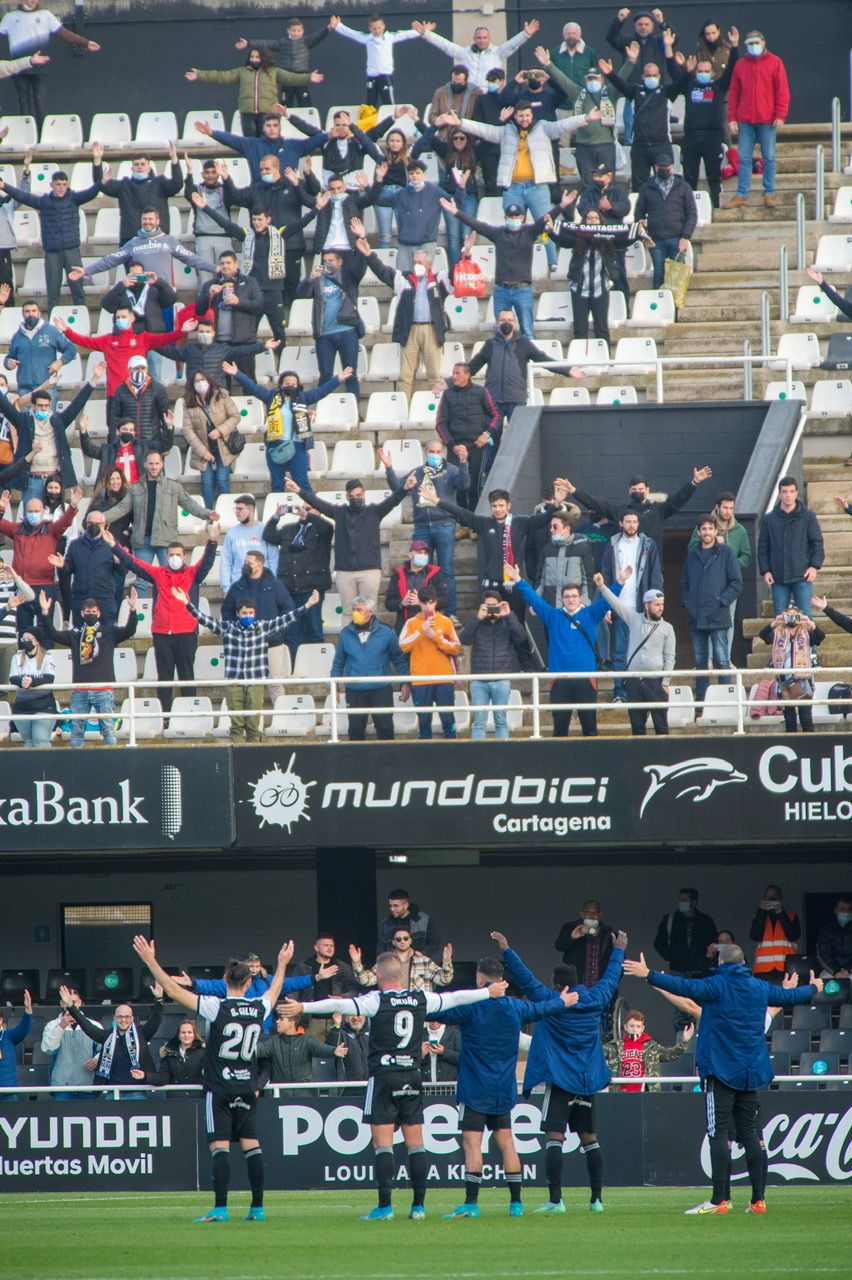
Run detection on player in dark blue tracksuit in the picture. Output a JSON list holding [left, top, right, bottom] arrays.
[[625, 943, 822, 1214], [436, 955, 571, 1219], [493, 929, 626, 1213]]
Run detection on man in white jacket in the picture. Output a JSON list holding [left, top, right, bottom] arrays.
[[413, 19, 540, 90], [41, 987, 101, 1099]]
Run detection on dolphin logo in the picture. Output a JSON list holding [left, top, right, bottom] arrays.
[[640, 757, 748, 819]]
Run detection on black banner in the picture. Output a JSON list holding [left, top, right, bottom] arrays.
[[1, 748, 233, 852], [1, 1094, 849, 1192], [232, 737, 852, 851], [0, 1101, 198, 1191]]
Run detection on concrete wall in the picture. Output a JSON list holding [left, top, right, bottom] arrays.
[[5, 854, 846, 1041]]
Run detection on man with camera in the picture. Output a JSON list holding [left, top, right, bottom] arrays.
[[459, 588, 528, 740], [554, 900, 616, 985]]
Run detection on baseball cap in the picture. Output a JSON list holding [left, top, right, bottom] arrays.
[[127, 355, 148, 369], [643, 589, 665, 603], [592, 162, 613, 175], [655, 152, 674, 167], [505, 204, 524, 216], [410, 539, 430, 552]]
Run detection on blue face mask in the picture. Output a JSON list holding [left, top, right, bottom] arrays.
[[115, 317, 131, 331], [677, 900, 692, 914], [425, 453, 442, 468], [695, 71, 713, 85], [130, 170, 149, 182], [838, 912, 852, 926], [34, 410, 50, 421], [550, 534, 564, 544], [486, 83, 501, 93], [585, 80, 602, 94], [409, 181, 425, 191], [260, 172, 276, 184], [505, 217, 523, 230], [644, 76, 660, 90], [238, 616, 255, 628], [25, 511, 42, 526], [330, 192, 346, 203], [745, 41, 763, 56]]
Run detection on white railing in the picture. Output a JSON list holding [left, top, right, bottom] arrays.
[[528, 353, 797, 406], [3, 666, 852, 744]]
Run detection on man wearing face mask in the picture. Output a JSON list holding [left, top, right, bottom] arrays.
[[749, 885, 801, 977], [554, 900, 616, 982], [286, 474, 410, 623], [101, 452, 217, 588], [102, 524, 217, 715], [816, 898, 852, 980], [371, 158, 451, 274], [109, 356, 173, 453], [606, 8, 669, 145], [0, 164, 100, 313], [468, 309, 583, 424], [309, 174, 375, 262], [195, 251, 264, 376], [727, 31, 789, 209], [40, 585, 138, 745], [385, 539, 449, 634], [294, 248, 366, 398], [473, 70, 508, 196], [196, 110, 327, 186], [101, 259, 178, 337], [672, 34, 739, 209], [355, 237, 452, 403], [263, 500, 334, 656], [599, 573, 675, 734], [70, 207, 219, 302], [654, 888, 718, 978], [57, 508, 124, 624], [55, 307, 192, 401], [220, 494, 278, 592], [562, 467, 712, 558], [430, 66, 481, 143], [460, 589, 528, 740], [93, 140, 182, 247], [79, 416, 147, 488], [159, 319, 275, 388], [184, 157, 235, 288], [0, 486, 82, 637], [535, 511, 595, 607], [549, 22, 597, 87], [221, 549, 295, 704], [601, 33, 687, 193], [331, 596, 409, 741], [2, 367, 98, 503], [532, 49, 622, 186], [4, 299, 75, 399]]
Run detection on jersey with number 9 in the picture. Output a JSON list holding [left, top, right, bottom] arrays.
[[367, 989, 429, 1073]]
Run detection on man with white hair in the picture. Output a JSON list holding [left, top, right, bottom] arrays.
[[330, 596, 410, 741], [549, 21, 598, 86]]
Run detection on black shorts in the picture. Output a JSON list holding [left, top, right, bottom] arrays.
[[459, 1104, 513, 1132], [540, 1085, 596, 1136], [205, 1091, 258, 1143], [364, 1069, 423, 1126]]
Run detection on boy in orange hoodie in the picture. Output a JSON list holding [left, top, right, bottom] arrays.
[[398, 585, 461, 739]]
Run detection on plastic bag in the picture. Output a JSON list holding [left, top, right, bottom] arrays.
[[663, 254, 692, 309], [453, 257, 486, 299]]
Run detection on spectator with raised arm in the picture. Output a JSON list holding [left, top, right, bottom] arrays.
[[413, 18, 540, 91], [329, 13, 419, 107], [185, 48, 320, 138], [0, 4, 98, 125], [0, 164, 99, 313], [194, 110, 327, 185], [93, 140, 183, 247], [234, 19, 333, 108]]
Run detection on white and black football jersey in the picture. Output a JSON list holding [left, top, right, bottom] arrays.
[[198, 994, 271, 1095]]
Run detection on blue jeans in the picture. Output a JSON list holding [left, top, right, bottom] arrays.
[[771, 580, 813, 618], [690, 628, 732, 703], [18, 710, 53, 747], [200, 459, 231, 510], [412, 682, 456, 739], [134, 540, 167, 599], [413, 520, 458, 615], [69, 688, 116, 747], [445, 191, 478, 268], [492, 283, 534, 339], [374, 202, 396, 248], [622, 97, 634, 146], [267, 441, 311, 494], [502, 182, 555, 266], [649, 237, 680, 290], [22, 475, 46, 505], [316, 328, 360, 399], [737, 122, 777, 196], [471, 678, 511, 739], [610, 612, 630, 698]]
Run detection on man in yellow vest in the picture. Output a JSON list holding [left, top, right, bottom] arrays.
[[749, 884, 800, 975]]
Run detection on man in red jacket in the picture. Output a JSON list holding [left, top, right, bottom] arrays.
[[53, 308, 197, 399], [101, 524, 218, 713], [726, 31, 789, 209], [0, 482, 83, 634]]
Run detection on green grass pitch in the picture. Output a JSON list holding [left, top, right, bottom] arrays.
[[0, 1187, 847, 1280]]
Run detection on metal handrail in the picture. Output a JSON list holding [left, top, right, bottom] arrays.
[[834, 93, 844, 173], [795, 192, 807, 270], [815, 144, 825, 222], [778, 242, 789, 323], [4, 664, 852, 744], [528, 353, 795, 405]]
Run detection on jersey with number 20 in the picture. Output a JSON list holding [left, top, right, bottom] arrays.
[[197, 994, 272, 1095]]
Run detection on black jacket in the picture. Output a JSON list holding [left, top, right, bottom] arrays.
[[816, 919, 852, 976], [367, 252, 451, 345], [95, 163, 183, 246], [555, 918, 616, 974], [654, 907, 718, 977], [757, 499, 825, 583], [536, 536, 597, 605], [468, 334, 554, 405], [154, 1036, 205, 1087], [327, 1023, 370, 1081], [436, 382, 501, 447], [42, 595, 137, 670], [101, 277, 177, 335], [196, 272, 264, 345], [158, 338, 264, 384], [6, 383, 92, 489], [300, 953, 355, 1000], [376, 904, 440, 961], [263, 514, 333, 593], [295, 255, 368, 339], [225, 174, 317, 252], [606, 66, 684, 143], [459, 610, 527, 673], [221, 568, 295, 647], [438, 500, 556, 588], [312, 188, 376, 254], [606, 15, 669, 82], [298, 488, 406, 572], [634, 175, 698, 241], [673, 52, 738, 134], [257, 1031, 334, 1088], [681, 542, 742, 631], [577, 181, 632, 222], [420, 1024, 461, 1082], [385, 562, 448, 632], [320, 123, 385, 178], [81, 432, 149, 487], [110, 379, 172, 448], [455, 210, 548, 285], [572, 479, 702, 553]]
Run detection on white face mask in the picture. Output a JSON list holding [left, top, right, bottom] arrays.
[[583, 917, 598, 929], [412, 263, 427, 277], [194, 380, 209, 397], [168, 554, 183, 571]]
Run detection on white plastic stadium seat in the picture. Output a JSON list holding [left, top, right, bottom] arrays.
[[179, 111, 225, 145], [329, 439, 374, 477], [313, 393, 359, 432], [596, 385, 638, 405], [163, 696, 215, 739], [549, 386, 591, 406], [286, 299, 313, 337], [693, 190, 713, 227], [194, 646, 226, 682], [293, 643, 335, 679], [790, 285, 843, 323], [3, 116, 37, 149], [666, 685, 695, 728], [135, 112, 179, 147], [814, 234, 852, 273], [264, 695, 317, 737], [763, 380, 807, 402], [566, 338, 609, 370], [367, 343, 401, 380], [13, 211, 39, 246], [771, 333, 821, 371], [87, 112, 132, 147], [117, 697, 164, 739], [365, 391, 407, 428], [446, 297, 482, 332], [626, 290, 676, 327], [21, 258, 47, 295], [0, 306, 21, 343], [828, 187, 852, 223], [809, 380, 852, 418], [39, 114, 83, 150], [408, 391, 440, 426], [535, 291, 572, 330], [356, 295, 381, 336], [49, 305, 90, 335], [607, 292, 628, 326], [613, 337, 658, 374], [381, 438, 423, 472], [700, 684, 739, 725], [231, 443, 269, 482], [113, 649, 138, 687], [322, 592, 344, 634], [230, 396, 266, 431]]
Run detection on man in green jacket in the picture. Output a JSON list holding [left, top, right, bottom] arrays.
[[687, 491, 752, 658], [257, 1011, 346, 1089], [533, 45, 625, 186], [548, 21, 597, 86], [102, 451, 218, 588]]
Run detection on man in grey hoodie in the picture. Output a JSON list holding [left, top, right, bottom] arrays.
[[597, 568, 675, 735]]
